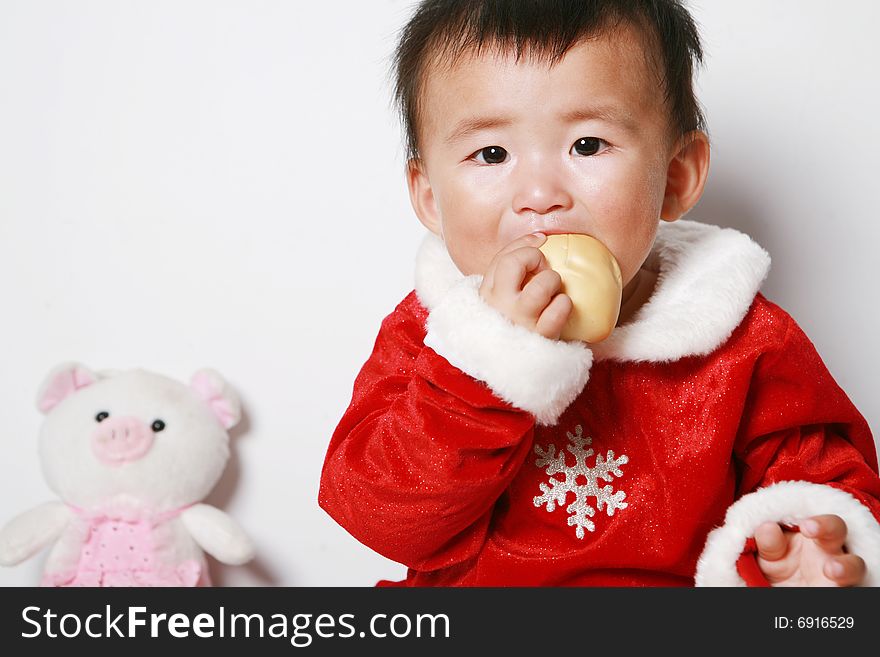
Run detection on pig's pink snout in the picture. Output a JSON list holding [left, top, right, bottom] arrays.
[[91, 416, 155, 466]]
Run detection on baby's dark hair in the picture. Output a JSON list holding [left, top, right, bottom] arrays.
[[392, 0, 706, 160]]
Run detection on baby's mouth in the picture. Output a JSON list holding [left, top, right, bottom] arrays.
[[522, 213, 587, 237], [539, 228, 585, 236]]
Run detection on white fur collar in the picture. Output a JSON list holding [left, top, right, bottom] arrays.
[[414, 219, 771, 363]]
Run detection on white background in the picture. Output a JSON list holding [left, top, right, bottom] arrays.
[[1, 0, 878, 587]]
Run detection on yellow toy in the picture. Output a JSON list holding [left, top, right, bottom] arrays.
[[539, 234, 622, 343]]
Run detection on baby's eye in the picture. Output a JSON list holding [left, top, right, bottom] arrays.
[[470, 146, 508, 165], [571, 137, 609, 157]]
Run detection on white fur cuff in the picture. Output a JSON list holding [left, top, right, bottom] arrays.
[[423, 275, 592, 426], [695, 480, 880, 586]]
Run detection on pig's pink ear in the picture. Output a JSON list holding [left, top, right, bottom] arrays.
[[190, 369, 241, 430], [36, 362, 97, 414]]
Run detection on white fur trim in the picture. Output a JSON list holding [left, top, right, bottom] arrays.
[[695, 481, 880, 587], [591, 220, 771, 362], [423, 272, 592, 426], [414, 235, 468, 312]]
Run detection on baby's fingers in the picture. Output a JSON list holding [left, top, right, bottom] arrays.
[[754, 521, 789, 562], [800, 515, 848, 554], [492, 247, 546, 294], [483, 233, 547, 289], [535, 293, 573, 340], [519, 269, 563, 316], [823, 554, 866, 587]]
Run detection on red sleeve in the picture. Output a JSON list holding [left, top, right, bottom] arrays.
[[733, 311, 880, 522], [318, 294, 536, 571]]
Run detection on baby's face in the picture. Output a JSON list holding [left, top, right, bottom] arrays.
[[409, 23, 682, 287]]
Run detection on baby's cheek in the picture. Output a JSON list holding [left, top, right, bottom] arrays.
[[593, 200, 660, 281], [440, 195, 508, 272], [623, 163, 666, 213]]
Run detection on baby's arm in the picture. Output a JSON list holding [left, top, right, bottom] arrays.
[[696, 315, 880, 586], [319, 239, 591, 570], [319, 301, 537, 570]]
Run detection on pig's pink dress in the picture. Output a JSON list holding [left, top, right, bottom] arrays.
[[41, 504, 208, 587]]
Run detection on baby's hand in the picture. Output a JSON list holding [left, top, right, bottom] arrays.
[[479, 233, 573, 340], [754, 515, 866, 586]]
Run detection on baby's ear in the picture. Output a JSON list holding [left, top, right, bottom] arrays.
[[190, 369, 242, 430], [406, 158, 442, 236], [661, 130, 710, 221], [36, 362, 97, 413]]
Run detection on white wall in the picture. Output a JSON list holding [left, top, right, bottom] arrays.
[[1, 0, 877, 587]]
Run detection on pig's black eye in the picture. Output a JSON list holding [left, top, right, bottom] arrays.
[[95, 411, 110, 422], [151, 419, 166, 433]]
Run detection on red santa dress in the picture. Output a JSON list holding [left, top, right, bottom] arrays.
[[318, 220, 880, 586]]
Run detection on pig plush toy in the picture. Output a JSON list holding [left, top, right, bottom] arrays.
[[0, 363, 255, 586]]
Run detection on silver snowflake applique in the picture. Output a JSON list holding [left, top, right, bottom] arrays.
[[533, 424, 629, 539]]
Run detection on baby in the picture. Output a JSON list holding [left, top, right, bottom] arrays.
[[319, 0, 880, 586]]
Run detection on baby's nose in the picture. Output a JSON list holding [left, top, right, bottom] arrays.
[[512, 163, 574, 215]]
